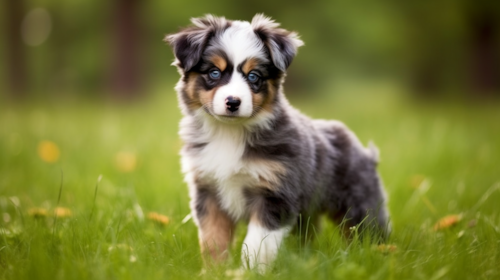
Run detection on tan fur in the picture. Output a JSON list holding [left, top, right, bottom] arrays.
[[263, 80, 278, 112], [185, 73, 218, 111], [244, 58, 268, 112], [242, 58, 259, 74], [248, 159, 286, 191], [184, 73, 202, 110], [211, 55, 227, 72], [199, 88, 217, 107], [198, 197, 235, 263], [252, 80, 278, 113], [248, 212, 262, 226], [252, 92, 265, 111]]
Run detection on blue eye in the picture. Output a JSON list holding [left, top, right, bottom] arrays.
[[248, 72, 259, 83], [209, 69, 221, 79]]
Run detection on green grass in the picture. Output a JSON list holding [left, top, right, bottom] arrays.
[[1, 84, 499, 279]]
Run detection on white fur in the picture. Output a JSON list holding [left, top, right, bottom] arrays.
[[182, 114, 247, 180], [180, 110, 279, 220], [215, 21, 268, 66], [213, 72, 253, 117], [216, 175, 249, 220], [207, 21, 269, 118], [241, 222, 291, 273], [188, 15, 229, 47], [181, 116, 248, 220]]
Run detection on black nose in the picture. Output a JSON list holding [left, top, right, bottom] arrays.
[[225, 96, 241, 112]]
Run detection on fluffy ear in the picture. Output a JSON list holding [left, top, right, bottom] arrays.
[[165, 15, 228, 72], [251, 14, 304, 71]]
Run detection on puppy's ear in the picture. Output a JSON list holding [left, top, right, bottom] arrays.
[[165, 15, 228, 72], [251, 14, 304, 71]]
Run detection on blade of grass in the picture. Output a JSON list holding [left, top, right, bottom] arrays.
[[52, 170, 63, 239], [88, 175, 102, 225]]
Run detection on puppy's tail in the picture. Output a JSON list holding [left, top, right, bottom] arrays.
[[367, 141, 380, 164]]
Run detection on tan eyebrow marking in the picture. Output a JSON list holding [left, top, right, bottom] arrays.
[[211, 56, 227, 72], [242, 58, 259, 74]]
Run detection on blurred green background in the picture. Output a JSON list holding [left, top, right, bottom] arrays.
[[2, 0, 500, 99], [1, 1, 500, 279]]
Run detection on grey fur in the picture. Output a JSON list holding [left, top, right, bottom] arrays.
[[165, 15, 231, 71], [244, 107, 390, 235], [167, 14, 390, 265], [251, 14, 304, 71]]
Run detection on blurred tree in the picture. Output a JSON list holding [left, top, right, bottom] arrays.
[[402, 0, 500, 97], [109, 0, 144, 99], [5, 0, 27, 97], [467, 10, 500, 95], [2, 0, 499, 99]]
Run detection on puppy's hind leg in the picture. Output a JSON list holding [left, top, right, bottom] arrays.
[[330, 202, 390, 242], [328, 171, 390, 241]]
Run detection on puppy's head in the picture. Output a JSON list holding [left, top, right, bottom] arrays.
[[166, 14, 303, 122]]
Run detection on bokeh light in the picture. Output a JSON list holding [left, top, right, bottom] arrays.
[[21, 8, 52, 47]]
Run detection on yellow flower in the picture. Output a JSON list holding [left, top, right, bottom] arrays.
[[28, 207, 48, 218], [115, 151, 137, 172], [410, 174, 426, 189], [37, 141, 60, 163], [375, 244, 398, 253], [433, 214, 462, 231], [147, 212, 170, 226], [54, 207, 72, 218]]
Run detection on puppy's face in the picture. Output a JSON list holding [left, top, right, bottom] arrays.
[[167, 14, 303, 123]]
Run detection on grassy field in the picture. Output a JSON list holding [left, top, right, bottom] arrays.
[[1, 84, 499, 279]]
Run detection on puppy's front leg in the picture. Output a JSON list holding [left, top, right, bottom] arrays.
[[195, 191, 235, 264], [241, 217, 291, 273]]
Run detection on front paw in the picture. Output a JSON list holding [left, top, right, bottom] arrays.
[[241, 246, 271, 274]]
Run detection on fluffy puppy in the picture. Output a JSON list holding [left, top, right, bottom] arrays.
[[166, 14, 390, 272]]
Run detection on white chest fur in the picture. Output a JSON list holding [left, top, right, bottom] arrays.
[[191, 123, 248, 180], [180, 117, 267, 220]]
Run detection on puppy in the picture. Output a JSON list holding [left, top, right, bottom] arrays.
[[166, 14, 390, 272]]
